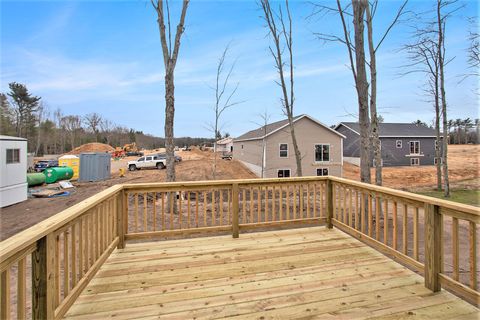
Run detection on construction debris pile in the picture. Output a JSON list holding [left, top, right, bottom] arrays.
[[65, 143, 114, 155]]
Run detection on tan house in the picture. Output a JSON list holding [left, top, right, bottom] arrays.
[[233, 114, 345, 178], [215, 137, 233, 153]]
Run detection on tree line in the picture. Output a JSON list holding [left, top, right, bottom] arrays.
[[0, 82, 213, 155]]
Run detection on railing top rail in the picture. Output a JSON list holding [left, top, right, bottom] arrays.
[[329, 176, 480, 217], [0, 184, 122, 264], [122, 176, 328, 190]]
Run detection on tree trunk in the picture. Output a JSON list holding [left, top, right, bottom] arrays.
[[164, 70, 176, 183], [366, 4, 382, 186], [437, 0, 449, 197], [287, 113, 302, 177], [352, 0, 371, 184], [434, 72, 442, 191]]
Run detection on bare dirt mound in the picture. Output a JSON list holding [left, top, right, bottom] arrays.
[[65, 143, 114, 155]]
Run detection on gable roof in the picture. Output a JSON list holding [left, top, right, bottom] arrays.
[[335, 122, 437, 138], [216, 137, 233, 145], [235, 114, 345, 142]]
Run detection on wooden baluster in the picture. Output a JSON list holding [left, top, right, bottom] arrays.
[[403, 204, 408, 255], [161, 193, 165, 230], [304, 184, 308, 219], [242, 189, 246, 223], [170, 192, 174, 230], [88, 214, 93, 269], [1, 269, 10, 320], [348, 189, 353, 227], [179, 191, 182, 229], [393, 201, 398, 250], [272, 186, 276, 221], [368, 194, 373, 237], [203, 191, 207, 227], [343, 187, 347, 223], [279, 186, 284, 220], [219, 190, 224, 225], [97, 208, 101, 258], [134, 194, 139, 232], [355, 190, 359, 230], [326, 180, 333, 228], [320, 183, 324, 217], [227, 190, 231, 224], [211, 190, 215, 226], [187, 192, 191, 228], [100, 204, 105, 252], [250, 187, 254, 223], [264, 187, 269, 222], [232, 184, 239, 238], [413, 207, 419, 261], [71, 223, 77, 287], [286, 185, 291, 220], [360, 193, 365, 234], [332, 184, 336, 219], [79, 218, 84, 277], [193, 192, 198, 227], [257, 187, 261, 222], [375, 197, 380, 240], [383, 199, 388, 245], [452, 217, 459, 281], [313, 184, 317, 218], [153, 192, 157, 231], [17, 258, 26, 320], [293, 185, 298, 220], [469, 221, 477, 290], [64, 231, 70, 297]]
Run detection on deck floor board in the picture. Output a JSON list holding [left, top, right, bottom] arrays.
[[64, 227, 478, 319]]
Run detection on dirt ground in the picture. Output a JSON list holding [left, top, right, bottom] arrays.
[[343, 145, 480, 190], [1, 145, 478, 241], [0, 148, 256, 240]]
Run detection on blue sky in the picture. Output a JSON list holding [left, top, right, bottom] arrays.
[[1, 0, 478, 138]]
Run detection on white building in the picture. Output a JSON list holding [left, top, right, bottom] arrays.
[[1, 136, 28, 207], [216, 137, 233, 153]]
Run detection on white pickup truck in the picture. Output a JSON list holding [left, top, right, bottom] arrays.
[[127, 155, 166, 171]]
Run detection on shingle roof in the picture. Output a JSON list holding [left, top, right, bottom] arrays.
[[338, 122, 437, 137], [235, 116, 301, 141], [235, 114, 345, 142]]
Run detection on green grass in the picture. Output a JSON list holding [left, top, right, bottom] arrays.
[[417, 189, 480, 207]]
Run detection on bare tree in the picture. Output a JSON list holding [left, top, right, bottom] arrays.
[[62, 115, 82, 150], [84, 112, 102, 142], [311, 0, 407, 185], [101, 118, 114, 145], [260, 0, 302, 177], [152, 0, 189, 183], [35, 103, 47, 156], [251, 109, 272, 178], [209, 44, 242, 179], [467, 17, 479, 77]]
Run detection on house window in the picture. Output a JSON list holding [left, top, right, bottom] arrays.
[[277, 169, 290, 178], [434, 157, 442, 165], [396, 140, 402, 148], [409, 141, 420, 154], [314, 144, 330, 162], [6, 149, 20, 164], [410, 158, 420, 166], [316, 168, 329, 176], [279, 143, 288, 158]]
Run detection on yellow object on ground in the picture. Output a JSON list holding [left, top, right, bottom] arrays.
[[119, 168, 125, 177], [58, 155, 80, 180]]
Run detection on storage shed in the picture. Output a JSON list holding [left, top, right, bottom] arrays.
[[1, 135, 28, 207], [79, 153, 111, 182]]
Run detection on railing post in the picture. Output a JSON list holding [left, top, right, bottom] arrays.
[[117, 189, 126, 249], [424, 203, 441, 292], [232, 183, 239, 238], [326, 179, 333, 229], [32, 234, 56, 320]]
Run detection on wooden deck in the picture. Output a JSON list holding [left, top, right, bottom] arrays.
[[64, 227, 478, 319]]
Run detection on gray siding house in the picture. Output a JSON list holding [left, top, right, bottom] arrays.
[[233, 114, 345, 178], [335, 122, 441, 167]]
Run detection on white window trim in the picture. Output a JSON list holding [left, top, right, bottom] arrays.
[[396, 140, 402, 148], [279, 143, 288, 158], [277, 168, 291, 178], [409, 141, 420, 155], [316, 168, 329, 176], [314, 143, 331, 163], [410, 158, 420, 166]]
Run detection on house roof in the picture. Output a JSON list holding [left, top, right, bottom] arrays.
[[216, 137, 233, 145], [335, 122, 438, 137], [235, 114, 345, 142], [0, 135, 27, 141]]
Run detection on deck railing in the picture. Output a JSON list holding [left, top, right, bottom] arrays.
[[0, 177, 478, 319]]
